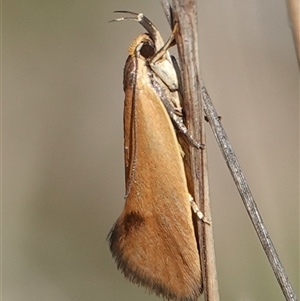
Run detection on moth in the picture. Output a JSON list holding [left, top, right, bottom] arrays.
[[108, 11, 204, 301]]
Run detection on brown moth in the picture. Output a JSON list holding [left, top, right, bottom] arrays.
[[108, 12, 203, 301]]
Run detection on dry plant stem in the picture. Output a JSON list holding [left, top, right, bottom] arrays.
[[161, 0, 220, 300], [201, 83, 298, 301]]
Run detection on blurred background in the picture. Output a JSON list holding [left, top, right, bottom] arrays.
[[3, 0, 299, 300]]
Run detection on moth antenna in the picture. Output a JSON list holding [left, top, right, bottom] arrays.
[[113, 10, 139, 16], [111, 11, 163, 50]]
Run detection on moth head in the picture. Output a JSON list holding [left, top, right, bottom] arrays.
[[113, 11, 179, 91], [128, 34, 155, 59]]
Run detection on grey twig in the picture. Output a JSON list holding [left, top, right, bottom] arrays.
[[201, 83, 298, 301]]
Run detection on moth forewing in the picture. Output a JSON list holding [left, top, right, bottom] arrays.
[[108, 34, 202, 301]]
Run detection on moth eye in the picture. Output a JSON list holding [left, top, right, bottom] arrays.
[[140, 43, 155, 59]]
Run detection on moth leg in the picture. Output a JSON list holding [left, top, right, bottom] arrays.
[[169, 110, 205, 150], [150, 22, 178, 65], [152, 82, 204, 149], [149, 23, 205, 150], [147, 24, 179, 91], [189, 195, 210, 224], [174, 107, 183, 116]]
